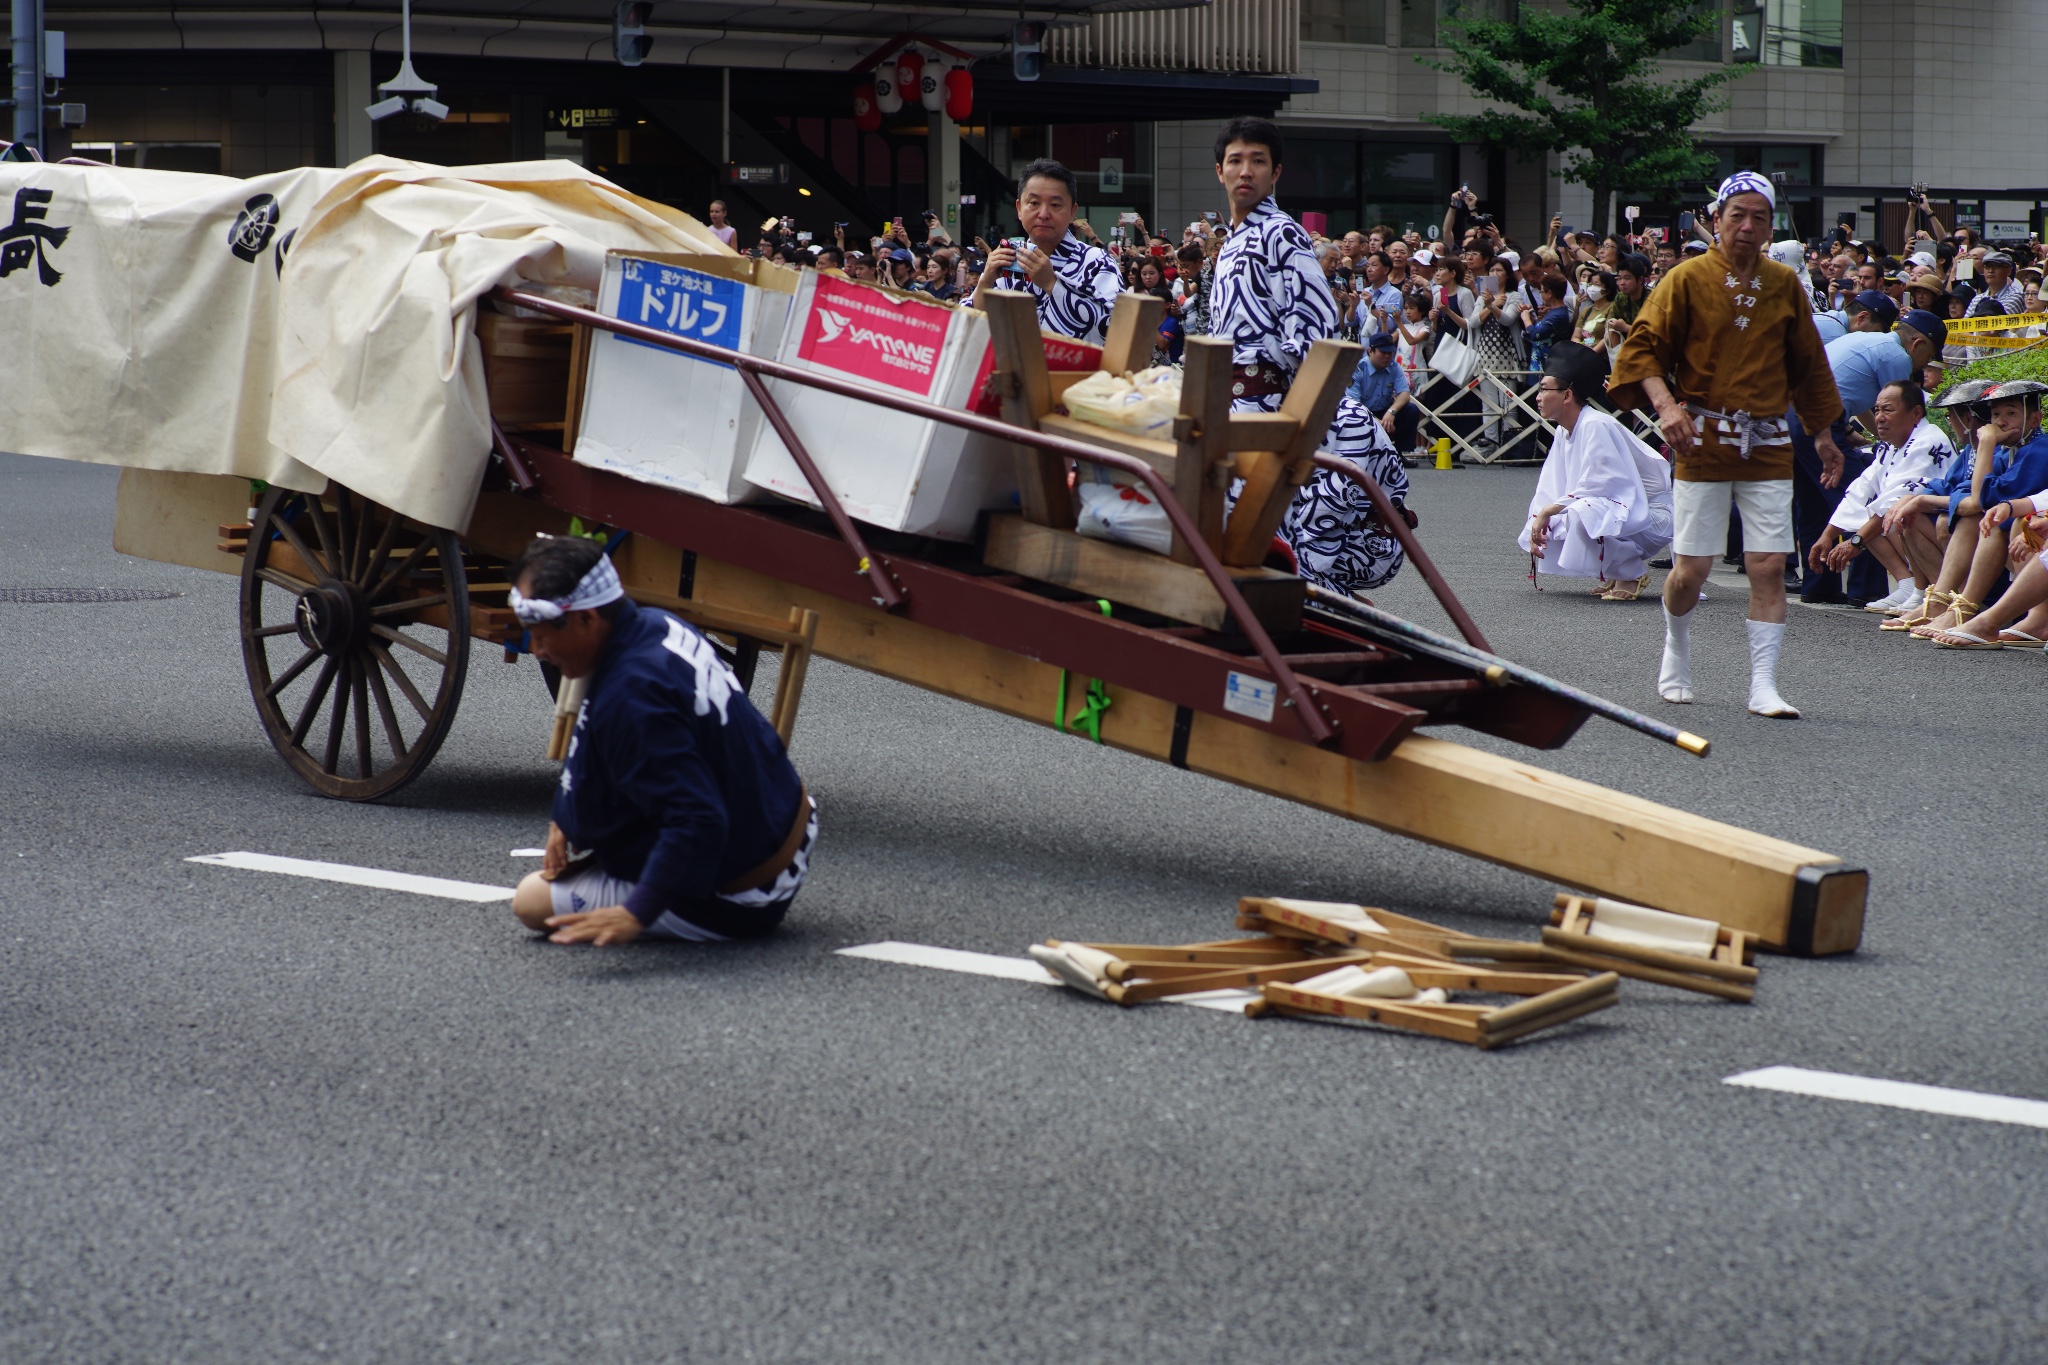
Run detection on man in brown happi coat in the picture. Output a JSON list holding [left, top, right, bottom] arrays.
[[1609, 172, 1846, 717]]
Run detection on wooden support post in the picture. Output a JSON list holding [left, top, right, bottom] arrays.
[[1100, 293, 1166, 377], [1173, 339, 1234, 565], [687, 554, 1868, 954], [982, 291, 1072, 529], [769, 606, 820, 750], [1220, 339, 1360, 567]]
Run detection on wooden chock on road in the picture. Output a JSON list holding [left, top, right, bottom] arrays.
[[1541, 894, 1759, 1003]]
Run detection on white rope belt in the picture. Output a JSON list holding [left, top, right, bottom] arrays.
[[1686, 404, 1789, 459]]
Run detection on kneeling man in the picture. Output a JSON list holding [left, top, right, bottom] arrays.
[[509, 537, 816, 946], [1520, 341, 1672, 600]]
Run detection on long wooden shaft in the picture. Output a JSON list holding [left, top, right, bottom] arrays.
[[688, 555, 1867, 955]]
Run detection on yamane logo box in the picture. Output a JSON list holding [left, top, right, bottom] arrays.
[[742, 272, 1018, 540], [572, 251, 797, 503]]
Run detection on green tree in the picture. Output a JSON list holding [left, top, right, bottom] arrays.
[[1424, 0, 1751, 235]]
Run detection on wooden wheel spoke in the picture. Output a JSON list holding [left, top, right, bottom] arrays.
[[263, 647, 323, 699], [268, 513, 329, 580], [351, 663, 374, 778], [369, 592, 447, 618], [256, 565, 317, 596], [249, 620, 300, 639], [366, 657, 409, 760], [290, 656, 341, 747], [369, 641, 434, 720], [301, 497, 341, 576], [334, 493, 358, 584], [369, 535, 435, 603], [371, 622, 449, 667], [360, 504, 406, 593], [321, 656, 352, 775]]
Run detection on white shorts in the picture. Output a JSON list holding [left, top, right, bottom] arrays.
[[1671, 478, 1794, 557], [548, 798, 818, 942]]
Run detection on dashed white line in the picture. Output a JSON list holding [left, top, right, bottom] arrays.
[[834, 941, 1257, 1013], [1725, 1066, 2048, 1131], [187, 852, 513, 903]]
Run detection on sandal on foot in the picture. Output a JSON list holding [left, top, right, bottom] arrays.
[[1930, 628, 2005, 650], [1999, 629, 2047, 648], [1602, 573, 1651, 602]]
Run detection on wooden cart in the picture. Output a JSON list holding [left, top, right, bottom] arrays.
[[115, 286, 1867, 955]]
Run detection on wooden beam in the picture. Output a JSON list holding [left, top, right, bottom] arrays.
[[1220, 339, 1360, 567], [1172, 339, 1234, 565], [687, 554, 1866, 954], [1100, 293, 1166, 377], [982, 291, 1073, 528], [982, 515, 1302, 633], [1035, 413, 1177, 479]]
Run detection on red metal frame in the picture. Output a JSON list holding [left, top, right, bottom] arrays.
[[510, 441, 1450, 762]]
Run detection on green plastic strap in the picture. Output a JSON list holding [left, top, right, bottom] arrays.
[[1055, 601, 1115, 743]]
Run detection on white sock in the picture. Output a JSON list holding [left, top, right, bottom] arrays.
[[1746, 618, 1799, 718], [1659, 606, 1694, 703]]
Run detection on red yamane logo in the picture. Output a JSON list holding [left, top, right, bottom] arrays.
[[798, 277, 950, 394]]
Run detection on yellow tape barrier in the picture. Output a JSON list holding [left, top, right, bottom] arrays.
[[1956, 334, 2045, 350], [1946, 313, 2048, 335]]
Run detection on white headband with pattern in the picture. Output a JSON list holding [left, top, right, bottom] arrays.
[[509, 553, 624, 625], [1714, 172, 1776, 212]]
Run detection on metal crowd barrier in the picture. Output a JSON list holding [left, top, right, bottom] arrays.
[[1407, 363, 1666, 465]]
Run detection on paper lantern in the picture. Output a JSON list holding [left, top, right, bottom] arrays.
[[919, 59, 946, 111], [944, 65, 974, 122], [874, 65, 902, 114], [894, 49, 923, 107], [853, 85, 880, 131]]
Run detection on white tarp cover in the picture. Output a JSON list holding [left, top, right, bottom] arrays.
[[0, 156, 730, 529]]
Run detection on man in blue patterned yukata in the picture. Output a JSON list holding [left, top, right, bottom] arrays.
[[969, 158, 1123, 344], [1209, 116, 1408, 595]]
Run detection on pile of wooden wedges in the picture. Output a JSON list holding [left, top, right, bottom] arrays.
[[1026, 893, 1761, 1051]]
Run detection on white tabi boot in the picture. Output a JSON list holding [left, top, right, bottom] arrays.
[[1746, 618, 1800, 718], [1659, 606, 1694, 704]]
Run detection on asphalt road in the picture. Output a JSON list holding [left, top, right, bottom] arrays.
[[2, 451, 2043, 1364]]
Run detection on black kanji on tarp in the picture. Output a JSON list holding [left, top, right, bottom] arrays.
[[1, 188, 68, 286]]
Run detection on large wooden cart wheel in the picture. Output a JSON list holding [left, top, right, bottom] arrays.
[[239, 486, 470, 800]]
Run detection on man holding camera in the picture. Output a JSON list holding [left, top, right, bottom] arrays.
[[969, 158, 1122, 344]]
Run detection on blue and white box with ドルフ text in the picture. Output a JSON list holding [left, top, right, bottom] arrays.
[[572, 252, 797, 504]]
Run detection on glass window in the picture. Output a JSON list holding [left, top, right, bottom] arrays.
[[1302, 0, 1386, 44], [1398, 0, 1434, 48], [1760, 0, 1841, 67]]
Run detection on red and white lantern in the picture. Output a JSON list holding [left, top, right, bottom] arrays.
[[894, 49, 924, 108], [944, 64, 974, 122], [873, 64, 902, 114], [853, 84, 881, 131]]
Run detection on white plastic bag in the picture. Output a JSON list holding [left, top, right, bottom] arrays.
[[1062, 366, 1183, 440], [1075, 479, 1174, 555]]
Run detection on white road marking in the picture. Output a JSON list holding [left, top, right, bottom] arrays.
[[1725, 1066, 2048, 1131], [187, 852, 514, 903], [837, 940, 1059, 984], [511, 848, 547, 857], [834, 941, 1257, 1013]]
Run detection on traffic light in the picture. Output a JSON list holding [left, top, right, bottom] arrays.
[[1012, 22, 1044, 82], [615, 2, 654, 66]]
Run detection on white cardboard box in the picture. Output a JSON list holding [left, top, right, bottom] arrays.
[[572, 252, 797, 503], [741, 272, 1018, 540]]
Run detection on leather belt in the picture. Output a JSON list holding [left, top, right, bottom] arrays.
[[717, 785, 811, 896]]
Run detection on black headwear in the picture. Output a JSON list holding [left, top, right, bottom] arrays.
[[1543, 341, 1608, 409]]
